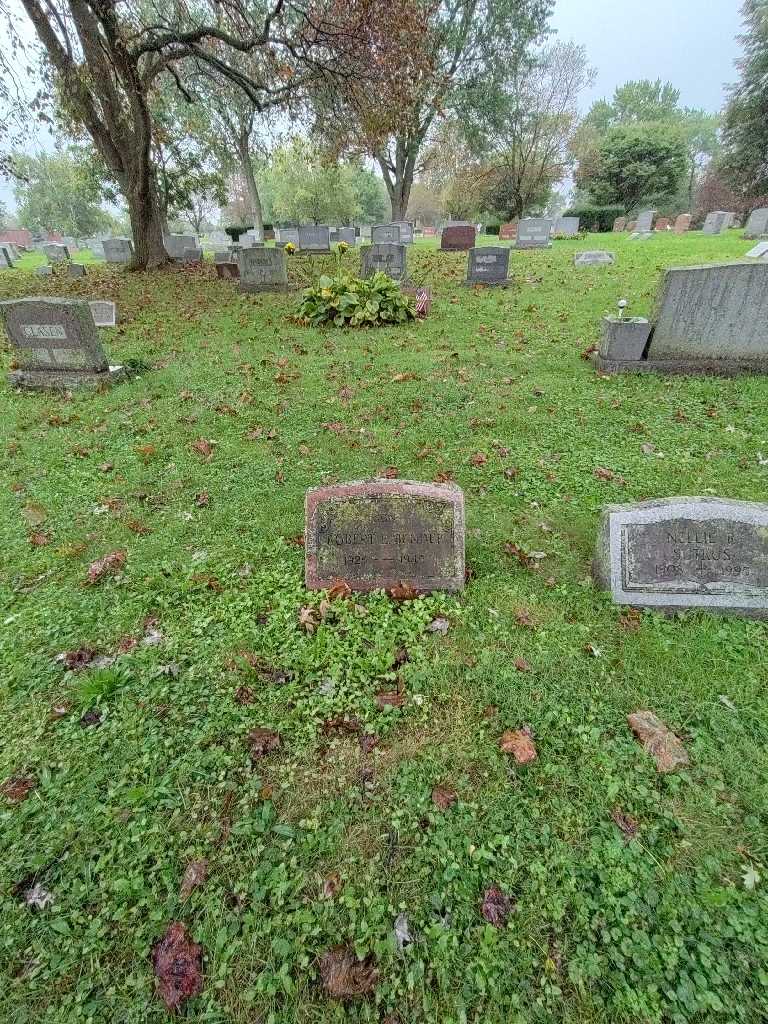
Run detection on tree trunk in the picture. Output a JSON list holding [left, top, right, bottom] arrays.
[[125, 165, 168, 270], [238, 134, 264, 239], [378, 138, 417, 222]]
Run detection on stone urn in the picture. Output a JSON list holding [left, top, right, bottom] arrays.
[[599, 316, 652, 362]]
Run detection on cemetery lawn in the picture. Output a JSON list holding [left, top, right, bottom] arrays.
[[2, 233, 768, 1024]]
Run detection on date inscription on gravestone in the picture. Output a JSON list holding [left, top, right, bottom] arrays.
[[305, 480, 465, 592], [594, 498, 768, 616]]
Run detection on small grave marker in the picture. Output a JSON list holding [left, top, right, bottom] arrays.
[[89, 300, 117, 327], [574, 251, 615, 267], [305, 479, 465, 592], [361, 242, 406, 281], [674, 214, 692, 234], [238, 247, 288, 292], [514, 219, 553, 249], [103, 238, 133, 264], [594, 497, 768, 617]]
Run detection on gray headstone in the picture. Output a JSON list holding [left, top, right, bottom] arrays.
[[238, 247, 289, 292], [635, 210, 656, 233], [35, 265, 53, 277], [745, 241, 768, 260], [554, 216, 579, 236], [305, 480, 465, 593], [0, 297, 125, 390], [393, 222, 414, 244], [89, 300, 117, 328], [466, 246, 510, 285], [275, 227, 300, 246], [298, 225, 331, 252], [214, 250, 234, 264], [67, 263, 87, 278], [361, 242, 406, 281], [180, 247, 203, 264], [0, 245, 13, 269], [744, 208, 768, 239], [649, 261, 768, 366], [359, 225, 373, 240], [702, 211, 728, 235], [336, 227, 356, 246], [574, 251, 616, 266], [164, 234, 197, 259], [45, 244, 70, 264], [371, 223, 401, 244], [594, 497, 768, 617], [515, 218, 553, 249], [103, 238, 133, 264]]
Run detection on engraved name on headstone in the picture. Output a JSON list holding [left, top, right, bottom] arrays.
[[594, 497, 768, 617], [1, 297, 126, 390], [514, 218, 553, 249], [361, 242, 406, 281], [466, 246, 510, 285], [305, 480, 465, 592], [238, 247, 288, 292]]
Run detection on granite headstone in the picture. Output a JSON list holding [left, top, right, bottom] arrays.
[[89, 300, 117, 327], [298, 225, 331, 252], [1, 297, 125, 390], [635, 210, 655, 233], [674, 214, 692, 234], [238, 247, 288, 292], [594, 497, 768, 617], [744, 208, 768, 240], [371, 223, 401, 244], [103, 238, 133, 264], [515, 218, 553, 249], [361, 242, 406, 281], [441, 225, 476, 251], [305, 479, 465, 593], [466, 246, 510, 285]]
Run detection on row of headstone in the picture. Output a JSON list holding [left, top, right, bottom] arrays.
[[595, 260, 768, 375], [304, 479, 768, 619], [371, 223, 414, 245], [1, 297, 125, 391], [613, 214, 692, 234], [703, 211, 736, 235]]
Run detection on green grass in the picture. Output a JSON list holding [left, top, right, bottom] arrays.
[[1, 232, 768, 1024]]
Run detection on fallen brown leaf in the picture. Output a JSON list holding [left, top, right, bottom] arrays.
[[513, 657, 531, 672], [322, 873, 342, 899], [299, 605, 321, 633], [86, 550, 126, 585], [481, 885, 513, 926], [611, 807, 639, 839], [29, 530, 52, 546], [191, 438, 214, 459], [318, 945, 379, 1000], [499, 728, 537, 764], [1, 776, 36, 804], [234, 685, 255, 705], [180, 859, 209, 900], [152, 922, 203, 1012], [627, 710, 689, 773], [247, 727, 281, 761], [470, 451, 488, 467], [376, 691, 405, 709], [327, 580, 352, 601], [432, 785, 457, 810], [388, 582, 420, 601]]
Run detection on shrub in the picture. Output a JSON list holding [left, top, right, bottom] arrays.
[[562, 205, 625, 232], [484, 223, 501, 235], [295, 273, 416, 328]]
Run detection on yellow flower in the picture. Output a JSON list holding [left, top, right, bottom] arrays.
[[284, 242, 296, 254], [337, 241, 349, 254]]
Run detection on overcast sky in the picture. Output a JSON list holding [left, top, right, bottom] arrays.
[[0, 0, 747, 214]]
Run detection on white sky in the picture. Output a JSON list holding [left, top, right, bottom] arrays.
[[0, 0, 747, 214]]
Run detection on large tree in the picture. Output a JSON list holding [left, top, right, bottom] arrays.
[[317, 0, 553, 220], [722, 0, 768, 197], [577, 122, 688, 211], [4, 0, 386, 268], [12, 149, 114, 236], [470, 40, 594, 219]]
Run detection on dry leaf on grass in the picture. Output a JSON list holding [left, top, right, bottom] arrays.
[[152, 922, 203, 1012], [86, 550, 126, 585], [388, 582, 421, 602], [191, 438, 214, 459], [299, 606, 321, 633], [1, 776, 36, 804], [326, 580, 352, 601], [514, 657, 531, 672], [180, 860, 209, 900], [247, 728, 281, 761], [376, 691, 405, 709], [499, 728, 537, 764], [432, 785, 457, 810], [481, 886, 513, 926], [611, 807, 639, 839], [322, 873, 342, 899], [318, 945, 379, 1001], [627, 710, 689, 773]]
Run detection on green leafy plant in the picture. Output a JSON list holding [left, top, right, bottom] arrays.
[[295, 272, 416, 327]]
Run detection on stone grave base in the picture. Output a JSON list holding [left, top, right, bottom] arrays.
[[593, 353, 768, 377], [461, 278, 511, 287], [9, 365, 128, 391]]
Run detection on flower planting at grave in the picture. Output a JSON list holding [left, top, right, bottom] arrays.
[[295, 272, 415, 327]]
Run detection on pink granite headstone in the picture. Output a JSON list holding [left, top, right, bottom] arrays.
[[305, 479, 465, 592], [612, 217, 627, 232], [440, 225, 476, 251], [674, 214, 692, 234], [655, 217, 671, 231], [499, 222, 518, 240]]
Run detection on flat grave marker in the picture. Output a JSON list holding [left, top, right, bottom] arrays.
[[305, 479, 465, 593], [89, 300, 117, 327], [594, 497, 768, 618], [745, 241, 768, 260], [574, 251, 615, 267]]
